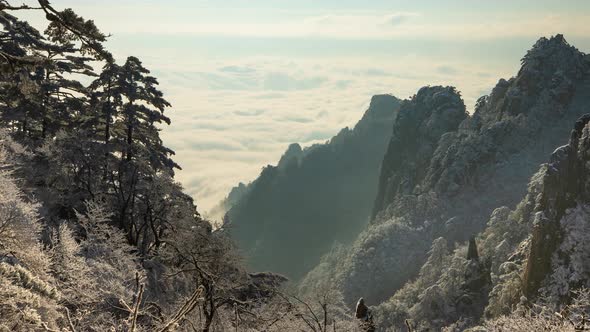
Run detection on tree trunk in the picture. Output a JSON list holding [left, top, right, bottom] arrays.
[[126, 122, 133, 161], [203, 307, 214, 332], [42, 69, 50, 139], [125, 100, 135, 162], [202, 285, 215, 332], [41, 117, 47, 139], [22, 110, 27, 135], [323, 303, 328, 332], [104, 81, 112, 145], [104, 106, 111, 144]]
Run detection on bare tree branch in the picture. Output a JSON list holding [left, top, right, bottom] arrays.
[[65, 307, 76, 332], [129, 284, 144, 332], [159, 285, 205, 332]]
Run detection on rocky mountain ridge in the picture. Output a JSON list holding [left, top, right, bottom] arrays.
[[300, 34, 590, 312], [372, 112, 590, 331]]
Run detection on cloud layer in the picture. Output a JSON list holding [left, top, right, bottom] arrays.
[[153, 54, 515, 215], [18, 1, 590, 216]]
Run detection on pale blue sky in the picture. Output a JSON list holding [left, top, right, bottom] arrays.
[[20, 1, 590, 214]]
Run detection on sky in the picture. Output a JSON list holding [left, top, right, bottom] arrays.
[[20, 1, 590, 217]]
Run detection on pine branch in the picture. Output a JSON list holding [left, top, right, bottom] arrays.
[[36, 0, 112, 60], [0, 1, 42, 10]]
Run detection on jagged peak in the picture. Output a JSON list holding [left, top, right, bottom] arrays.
[[533, 34, 568, 48], [227, 182, 248, 199], [472, 35, 587, 125], [350, 93, 401, 136], [519, 34, 587, 80], [394, 85, 466, 142], [360, 94, 401, 121], [407, 86, 465, 116], [277, 143, 302, 169], [415, 85, 462, 103], [369, 94, 399, 108], [372, 85, 466, 219], [526, 34, 573, 58]]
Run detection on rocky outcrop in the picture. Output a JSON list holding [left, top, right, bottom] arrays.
[[208, 182, 251, 219], [469, 113, 590, 323], [524, 114, 590, 298], [277, 143, 302, 170], [372, 86, 467, 219], [458, 239, 491, 320], [363, 113, 590, 331], [301, 35, 590, 306], [226, 94, 401, 279], [313, 87, 467, 304]]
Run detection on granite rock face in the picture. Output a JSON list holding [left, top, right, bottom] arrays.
[[372, 86, 467, 219], [523, 114, 590, 298]]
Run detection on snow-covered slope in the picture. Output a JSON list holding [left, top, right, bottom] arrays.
[[300, 35, 590, 313]]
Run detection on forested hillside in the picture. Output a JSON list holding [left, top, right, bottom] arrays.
[[300, 34, 590, 330], [372, 112, 590, 331], [3, 2, 590, 331], [0, 3, 366, 331], [224, 94, 400, 279]]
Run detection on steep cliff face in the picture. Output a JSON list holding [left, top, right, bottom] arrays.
[[300, 35, 590, 306], [372, 86, 467, 219], [370, 114, 590, 331], [375, 34, 589, 232], [523, 114, 590, 300], [226, 94, 401, 279]]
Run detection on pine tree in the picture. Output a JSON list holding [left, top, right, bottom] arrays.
[[116, 56, 177, 171], [33, 40, 94, 139], [2, 2, 111, 136], [89, 61, 123, 146], [0, 11, 47, 135]]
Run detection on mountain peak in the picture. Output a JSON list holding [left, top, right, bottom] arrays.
[[536, 33, 567, 48], [277, 143, 303, 169], [368, 94, 400, 115], [519, 34, 587, 82], [355, 94, 401, 126], [352, 94, 401, 134], [371, 85, 466, 219], [402, 86, 466, 142], [472, 35, 588, 125]]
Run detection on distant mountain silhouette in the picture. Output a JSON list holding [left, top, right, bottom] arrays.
[[224, 94, 401, 279]]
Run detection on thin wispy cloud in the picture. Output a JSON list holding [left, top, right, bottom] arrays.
[[44, 8, 589, 41], [105, 14, 588, 41]]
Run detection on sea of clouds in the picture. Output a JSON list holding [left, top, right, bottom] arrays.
[[17, 1, 590, 217], [152, 54, 511, 216]]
